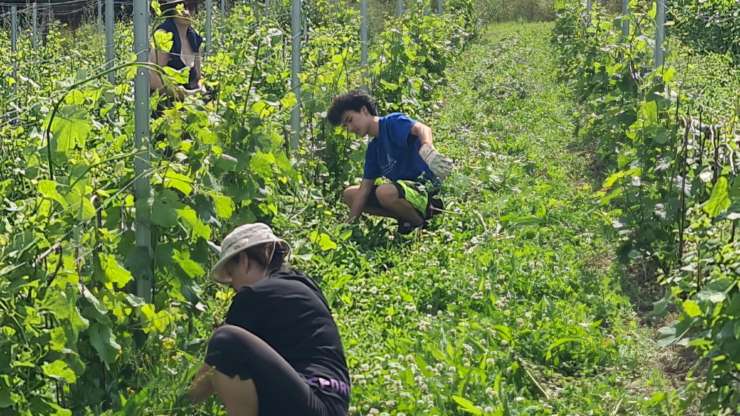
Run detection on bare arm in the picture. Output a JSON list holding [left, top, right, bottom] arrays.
[[348, 179, 375, 223], [194, 52, 203, 89], [411, 121, 433, 147], [187, 363, 215, 404], [148, 48, 169, 91]]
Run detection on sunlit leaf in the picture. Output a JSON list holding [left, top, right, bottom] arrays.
[[703, 177, 730, 218], [88, 323, 121, 367], [42, 360, 77, 384], [682, 300, 702, 318], [99, 253, 133, 289], [173, 248, 205, 278]]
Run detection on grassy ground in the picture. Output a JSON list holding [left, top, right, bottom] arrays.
[[139, 22, 689, 415], [320, 22, 687, 415]]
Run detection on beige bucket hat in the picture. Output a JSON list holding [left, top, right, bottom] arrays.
[[210, 223, 290, 284]]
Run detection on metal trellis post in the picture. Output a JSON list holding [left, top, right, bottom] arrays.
[[436, 0, 443, 14], [622, 0, 629, 36], [206, 0, 213, 55], [290, 0, 301, 149], [132, 0, 153, 302], [98, 0, 103, 32], [32, 2, 38, 48], [106, 0, 115, 82], [654, 0, 665, 68], [396, 0, 403, 16], [360, 0, 368, 67], [11, 5, 17, 93]]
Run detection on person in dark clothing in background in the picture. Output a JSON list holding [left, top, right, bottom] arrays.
[[187, 223, 351, 416], [149, 0, 204, 98]]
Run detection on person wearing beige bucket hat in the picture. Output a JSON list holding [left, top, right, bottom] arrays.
[[185, 223, 350, 416]]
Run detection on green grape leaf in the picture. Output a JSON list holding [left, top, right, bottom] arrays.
[[51, 105, 91, 152], [682, 299, 702, 318], [703, 177, 730, 218], [280, 92, 297, 109], [162, 66, 190, 85], [88, 323, 121, 367], [49, 327, 67, 352], [152, 189, 183, 228], [38, 180, 68, 207], [153, 29, 173, 52], [309, 231, 337, 251], [173, 248, 205, 279], [99, 253, 134, 289], [210, 192, 235, 219], [177, 206, 211, 241], [42, 360, 77, 384], [164, 170, 194, 196], [250, 151, 277, 178]]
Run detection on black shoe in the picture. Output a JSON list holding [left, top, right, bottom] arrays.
[[397, 220, 426, 235], [425, 197, 444, 219]]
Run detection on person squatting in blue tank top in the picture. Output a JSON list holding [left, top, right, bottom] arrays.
[[327, 90, 454, 235]]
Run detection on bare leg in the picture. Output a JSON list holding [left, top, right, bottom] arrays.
[[343, 185, 421, 222], [375, 184, 424, 225], [211, 371, 259, 416]]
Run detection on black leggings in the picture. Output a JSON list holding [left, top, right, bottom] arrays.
[[205, 325, 346, 416]]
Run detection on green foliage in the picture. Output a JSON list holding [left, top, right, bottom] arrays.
[[552, 1, 739, 413], [668, 0, 740, 61], [476, 0, 557, 23]]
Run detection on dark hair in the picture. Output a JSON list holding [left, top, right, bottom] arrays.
[[326, 90, 378, 125], [227, 242, 288, 276], [160, 0, 197, 17]]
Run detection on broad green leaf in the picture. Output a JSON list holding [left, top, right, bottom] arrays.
[[451, 395, 482, 415], [99, 253, 133, 289], [173, 248, 205, 278], [195, 126, 218, 145], [42, 360, 77, 383], [151, 189, 183, 228], [602, 167, 640, 190], [42, 291, 71, 320], [162, 66, 190, 85], [140, 303, 157, 321], [703, 177, 730, 218], [177, 207, 211, 241], [152, 29, 173, 52], [151, 0, 162, 16], [309, 231, 337, 251], [164, 170, 194, 196], [638, 100, 658, 124], [656, 325, 678, 347], [37, 180, 67, 207], [280, 92, 297, 109], [64, 183, 95, 221], [250, 152, 277, 178], [661, 67, 676, 83], [211, 192, 235, 219], [49, 327, 66, 352], [682, 299, 702, 318], [88, 323, 121, 366], [51, 105, 91, 152]]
